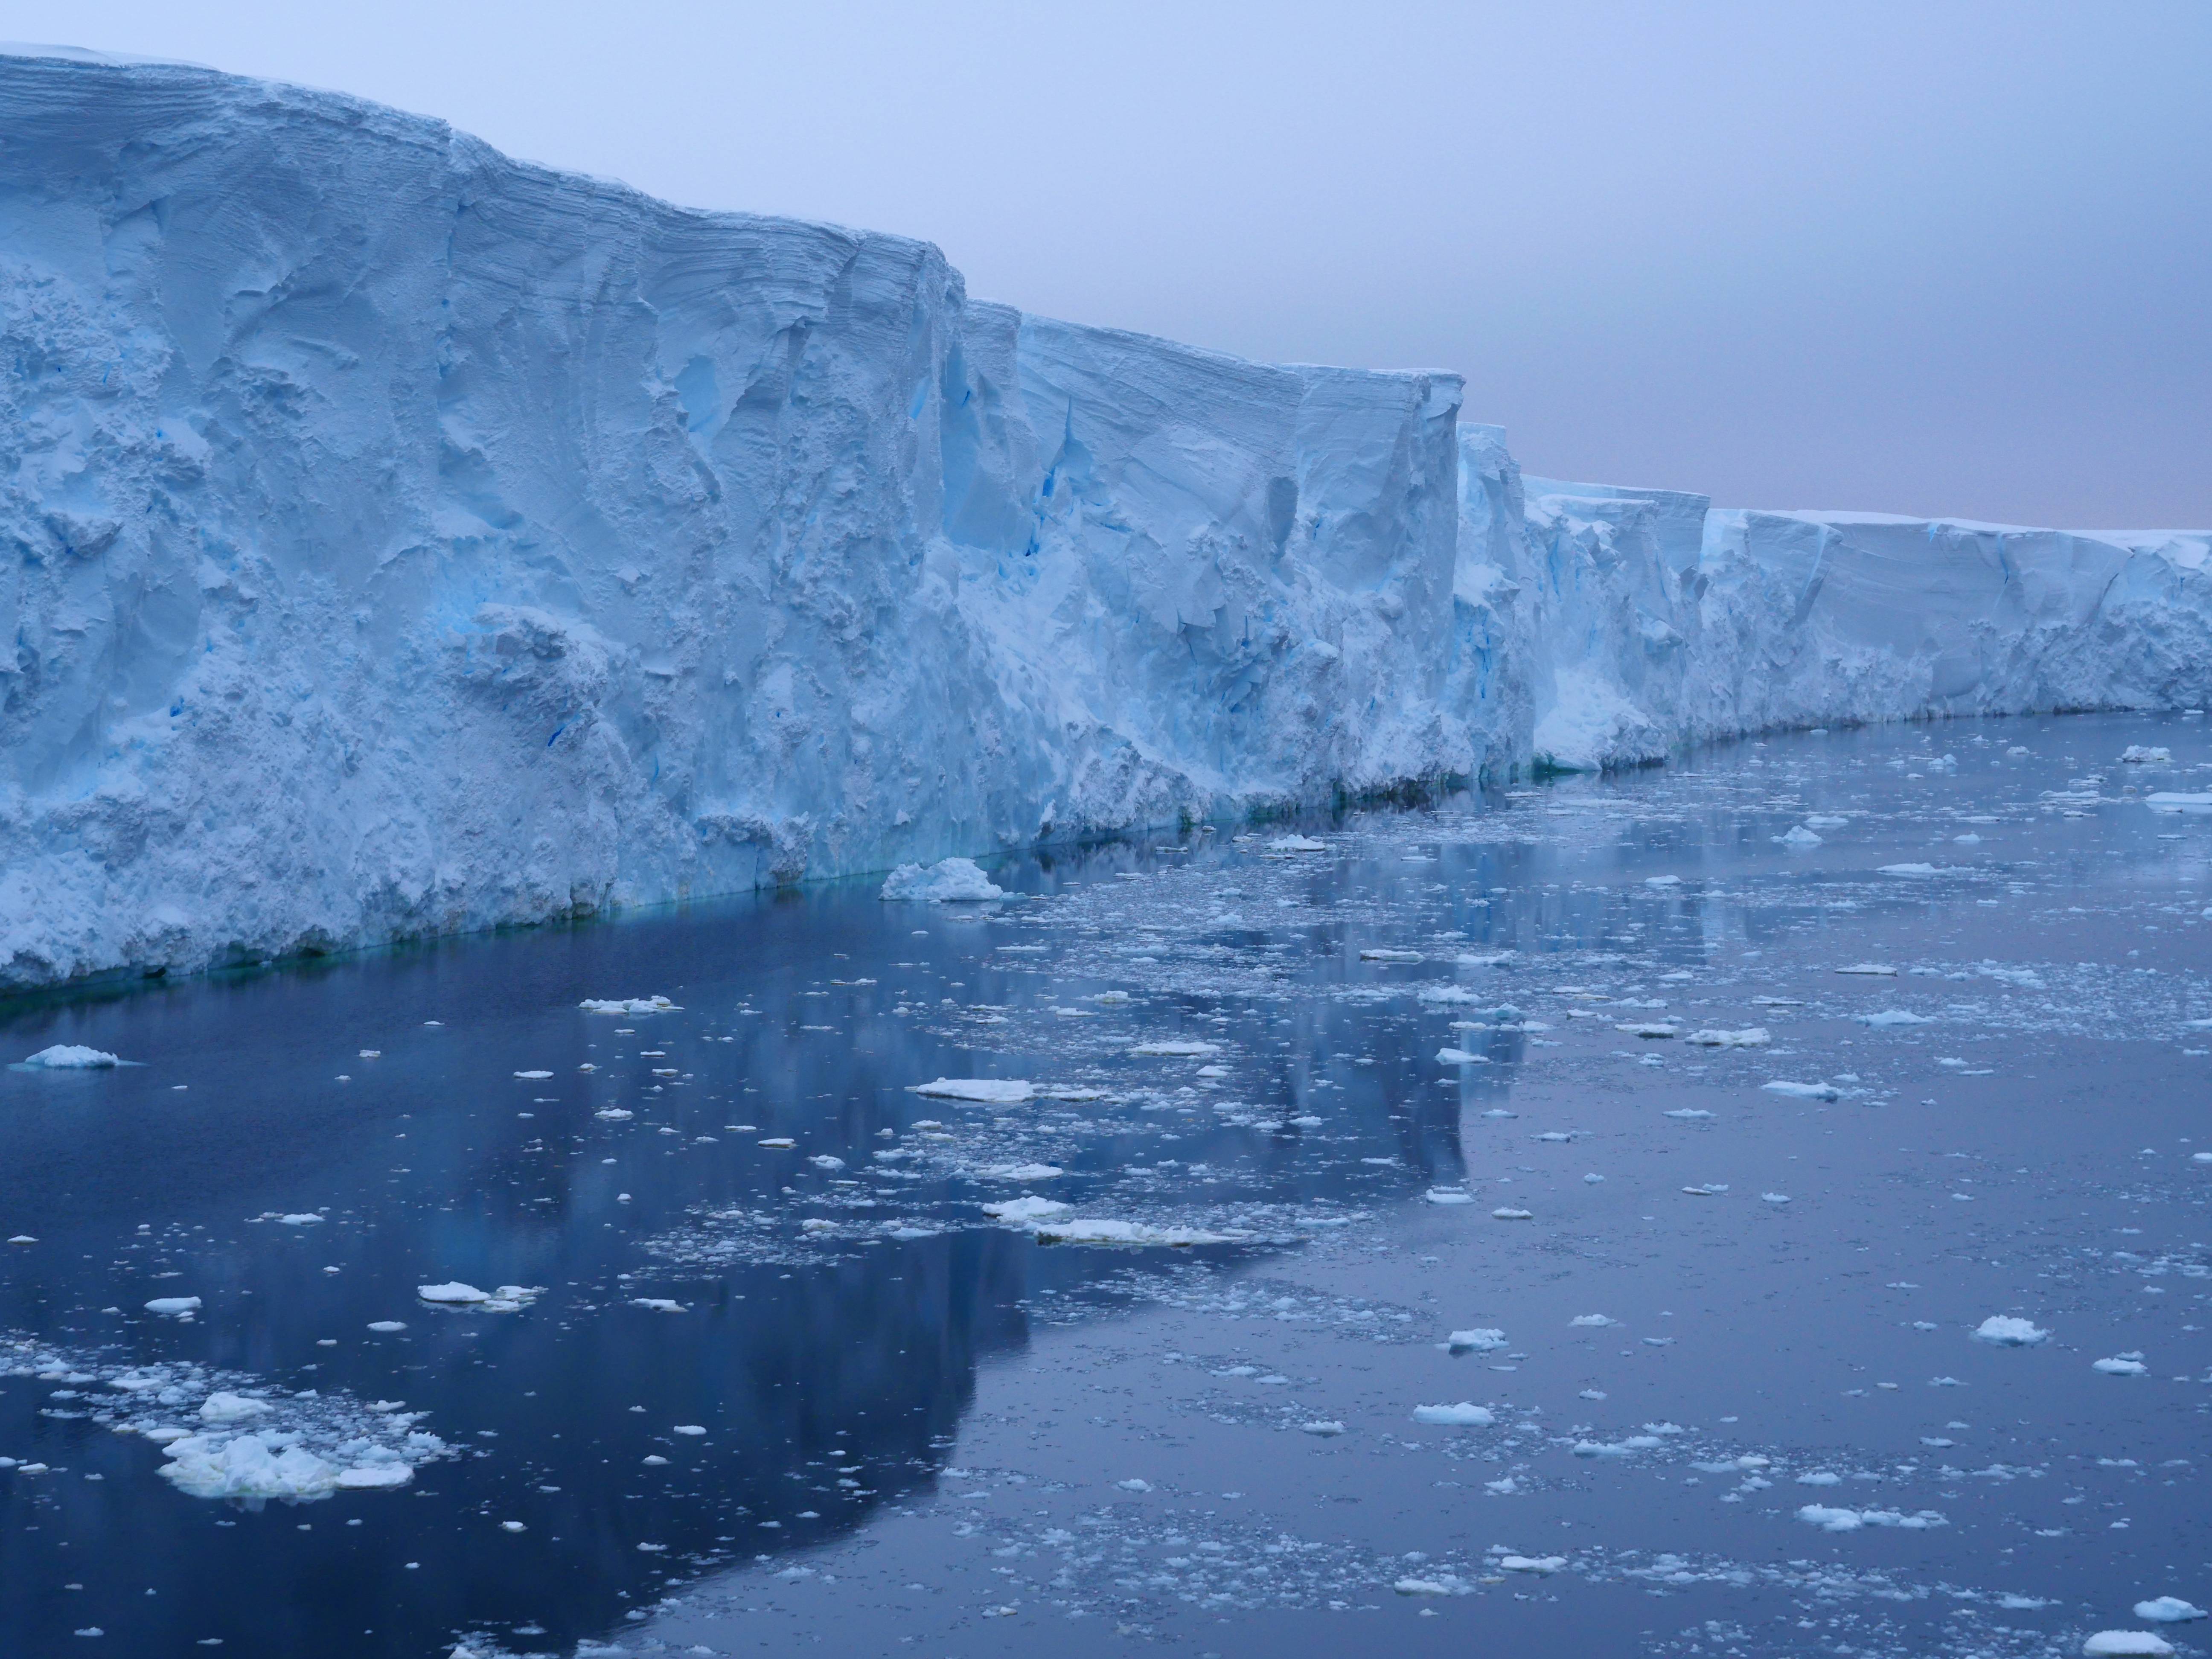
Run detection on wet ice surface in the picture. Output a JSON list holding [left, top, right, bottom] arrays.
[[3, 716, 2210, 1658]]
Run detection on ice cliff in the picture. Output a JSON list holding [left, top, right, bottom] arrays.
[[3, 47, 2208, 991]]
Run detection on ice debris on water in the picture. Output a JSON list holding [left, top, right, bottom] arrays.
[[2135, 1598, 2207, 1623], [1412, 1403, 1495, 1427], [1266, 835, 1327, 853], [978, 1163, 1063, 1181], [415, 1283, 543, 1313], [880, 859, 1004, 902], [1685, 1027, 1770, 1048], [1127, 1040, 1222, 1058], [1859, 1009, 1934, 1027], [2093, 1353, 2149, 1377], [1973, 1316, 2050, 1347], [578, 996, 680, 1014], [21, 1045, 121, 1068], [982, 1196, 1071, 1223], [1796, 1505, 1949, 1532], [2121, 745, 2173, 763], [907, 1077, 1036, 1104], [1447, 1329, 1507, 1352], [1492, 1207, 1534, 1221], [1835, 963, 1899, 976], [1031, 1218, 1241, 1248], [1764, 1080, 1840, 1100], [145, 1297, 201, 1318], [2083, 1635, 2176, 1658], [1435, 1048, 1484, 1065]]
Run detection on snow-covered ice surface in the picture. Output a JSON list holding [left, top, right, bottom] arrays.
[[3, 713, 2212, 1656], [3, 49, 2211, 999]]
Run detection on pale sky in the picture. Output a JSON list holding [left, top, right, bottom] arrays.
[[9, 0, 2208, 527]]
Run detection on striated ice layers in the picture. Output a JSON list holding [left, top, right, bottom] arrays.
[[3, 47, 2209, 993]]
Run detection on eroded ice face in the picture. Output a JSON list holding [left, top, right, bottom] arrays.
[[2, 712, 2208, 1656]]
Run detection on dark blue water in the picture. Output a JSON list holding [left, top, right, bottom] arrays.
[[3, 713, 2209, 1658]]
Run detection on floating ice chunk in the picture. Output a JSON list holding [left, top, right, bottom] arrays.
[[1860, 1009, 1933, 1027], [1394, 1577, 1469, 1596], [1492, 1207, 1534, 1221], [1359, 949, 1422, 963], [1973, 1316, 2050, 1347], [512, 1070, 553, 1080], [1498, 1554, 1566, 1573], [757, 1137, 796, 1149], [2121, 746, 2173, 763], [416, 1283, 543, 1312], [1616, 1023, 1679, 1039], [579, 996, 681, 1014], [2135, 1598, 2206, 1624], [367, 1321, 406, 1333], [2145, 793, 2212, 813], [1664, 1107, 1717, 1119], [1761, 1192, 1792, 1205], [1447, 1328, 1507, 1351], [1127, 1040, 1222, 1058], [1571, 1314, 1618, 1327], [145, 1297, 202, 1317], [807, 1155, 845, 1171], [1457, 951, 1516, 966], [198, 1393, 272, 1423], [1534, 1131, 1576, 1142], [1266, 835, 1327, 853], [1879, 864, 1943, 877], [1796, 1470, 1842, 1485], [1298, 1420, 1345, 1436], [1413, 1402, 1495, 1427], [1644, 875, 1682, 888], [982, 1196, 1072, 1223], [274, 1214, 323, 1226], [672, 1424, 707, 1436], [2093, 1354, 2149, 1377], [336, 1463, 413, 1489], [880, 859, 1004, 902], [1763, 1080, 1839, 1101], [1116, 1479, 1152, 1492], [1796, 1505, 1948, 1532], [631, 1298, 688, 1313], [1435, 1048, 1484, 1065], [1032, 1218, 1236, 1247], [978, 1163, 1063, 1181], [1685, 1027, 1770, 1048], [160, 1432, 346, 1499], [1778, 826, 1823, 848], [2083, 1635, 2176, 1658], [22, 1045, 122, 1068], [1836, 963, 1899, 976]]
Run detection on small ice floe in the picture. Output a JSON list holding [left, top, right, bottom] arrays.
[[512, 1070, 553, 1080], [1859, 1009, 1933, 1027], [879, 858, 1004, 902], [982, 1196, 1072, 1223], [978, 1163, 1063, 1181], [1763, 1080, 1840, 1100], [160, 1432, 422, 1499], [145, 1297, 202, 1318], [1498, 1554, 1566, 1573], [1492, 1207, 1534, 1221], [579, 996, 681, 1015], [1435, 1048, 1485, 1065], [199, 1393, 273, 1423], [2083, 1634, 2177, 1658], [1394, 1576, 1471, 1596], [1412, 1402, 1494, 1427], [1031, 1218, 1237, 1247], [1534, 1131, 1576, 1142], [2145, 792, 2212, 813], [1447, 1328, 1507, 1352], [21, 1045, 122, 1069], [1778, 826, 1823, 848], [1645, 875, 1682, 888], [1570, 1314, 1617, 1327], [1266, 835, 1327, 853], [1127, 1040, 1222, 1058], [1359, 949, 1422, 963], [910, 1077, 1039, 1107], [1680, 1185, 1727, 1196], [1116, 1478, 1152, 1493], [1663, 1108, 1715, 1121], [2121, 746, 2174, 763], [806, 1154, 845, 1171], [1458, 950, 1516, 967], [2093, 1353, 2149, 1377], [1616, 1022, 1679, 1039], [757, 1137, 796, 1149], [1879, 864, 1942, 877], [1298, 1420, 1345, 1436], [415, 1283, 543, 1313], [1761, 1192, 1792, 1205], [367, 1321, 406, 1333], [630, 1299, 687, 1314], [1797, 1505, 1948, 1532], [1836, 963, 1899, 976], [2134, 1598, 2206, 1624], [1685, 1027, 1770, 1048], [1973, 1316, 2050, 1347]]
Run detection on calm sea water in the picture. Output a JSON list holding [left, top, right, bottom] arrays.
[[3, 713, 2207, 1658]]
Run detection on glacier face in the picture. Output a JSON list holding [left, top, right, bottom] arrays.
[[2, 48, 2207, 992]]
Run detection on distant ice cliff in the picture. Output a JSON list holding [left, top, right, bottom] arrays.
[[3, 47, 2206, 990]]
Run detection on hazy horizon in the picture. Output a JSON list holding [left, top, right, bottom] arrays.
[[6, 1, 2207, 528]]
